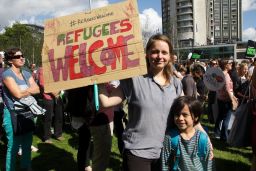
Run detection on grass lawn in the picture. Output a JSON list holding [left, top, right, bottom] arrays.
[[0, 114, 253, 171]]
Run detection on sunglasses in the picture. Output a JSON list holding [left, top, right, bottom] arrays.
[[12, 55, 24, 59]]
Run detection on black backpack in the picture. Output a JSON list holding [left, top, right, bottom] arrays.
[[66, 86, 95, 125]]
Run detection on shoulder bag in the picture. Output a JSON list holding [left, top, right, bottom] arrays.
[[11, 71, 45, 135]]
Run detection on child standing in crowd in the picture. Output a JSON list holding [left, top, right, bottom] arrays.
[[162, 96, 215, 171]]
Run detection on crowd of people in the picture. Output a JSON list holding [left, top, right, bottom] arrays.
[[0, 33, 255, 171]]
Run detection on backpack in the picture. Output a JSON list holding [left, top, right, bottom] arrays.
[[169, 129, 208, 171], [66, 86, 95, 125]]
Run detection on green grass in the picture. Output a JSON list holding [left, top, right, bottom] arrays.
[[201, 115, 252, 171], [0, 114, 253, 171]]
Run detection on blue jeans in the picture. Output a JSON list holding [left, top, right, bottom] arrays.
[[2, 107, 33, 171], [214, 100, 232, 140]]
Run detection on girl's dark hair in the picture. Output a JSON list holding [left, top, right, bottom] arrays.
[[167, 96, 203, 130], [4, 47, 22, 66], [145, 34, 173, 82]]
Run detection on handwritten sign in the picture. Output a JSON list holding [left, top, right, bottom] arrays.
[[41, 0, 146, 93]]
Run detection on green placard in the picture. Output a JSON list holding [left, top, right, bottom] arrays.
[[246, 47, 256, 57], [191, 53, 201, 59]]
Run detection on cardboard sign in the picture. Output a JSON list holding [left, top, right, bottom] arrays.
[[41, 0, 146, 93], [203, 67, 225, 91]]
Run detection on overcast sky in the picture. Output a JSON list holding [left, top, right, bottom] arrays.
[[0, 0, 255, 41]]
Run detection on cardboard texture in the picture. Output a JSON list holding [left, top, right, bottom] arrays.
[[41, 0, 146, 93]]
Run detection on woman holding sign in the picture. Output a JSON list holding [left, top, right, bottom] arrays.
[[99, 34, 184, 171]]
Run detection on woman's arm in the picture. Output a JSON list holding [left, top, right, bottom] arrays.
[[99, 84, 124, 108], [26, 76, 40, 95], [3, 76, 39, 99], [195, 122, 214, 160]]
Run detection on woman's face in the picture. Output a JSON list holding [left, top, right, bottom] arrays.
[[11, 51, 25, 67], [226, 62, 232, 71], [147, 40, 171, 71], [240, 65, 248, 76]]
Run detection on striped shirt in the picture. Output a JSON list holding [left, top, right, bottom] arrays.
[[161, 130, 215, 171]]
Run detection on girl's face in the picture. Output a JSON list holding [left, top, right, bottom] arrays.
[[11, 51, 25, 67], [174, 104, 195, 131], [147, 40, 171, 72]]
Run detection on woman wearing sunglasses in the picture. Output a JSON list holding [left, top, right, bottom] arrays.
[[2, 48, 39, 171]]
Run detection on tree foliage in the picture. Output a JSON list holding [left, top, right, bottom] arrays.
[[0, 22, 44, 67]]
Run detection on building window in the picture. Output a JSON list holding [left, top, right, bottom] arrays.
[[232, 25, 237, 30], [223, 31, 229, 37], [215, 31, 220, 37], [232, 32, 237, 36], [215, 26, 220, 30]]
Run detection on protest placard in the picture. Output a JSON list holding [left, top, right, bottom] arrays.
[[203, 67, 225, 91], [41, 0, 146, 92]]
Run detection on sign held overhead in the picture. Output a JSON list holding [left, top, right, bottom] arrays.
[[42, 0, 146, 93]]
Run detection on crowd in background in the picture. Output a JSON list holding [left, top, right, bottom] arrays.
[[0, 33, 255, 171]]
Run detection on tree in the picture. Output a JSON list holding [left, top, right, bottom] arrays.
[[0, 22, 44, 67]]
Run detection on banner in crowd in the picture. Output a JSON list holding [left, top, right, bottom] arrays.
[[41, 0, 146, 93], [203, 67, 225, 91], [246, 40, 256, 58]]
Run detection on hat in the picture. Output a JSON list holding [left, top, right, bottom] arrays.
[[190, 62, 206, 73]]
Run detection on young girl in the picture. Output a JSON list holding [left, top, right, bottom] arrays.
[[161, 96, 215, 171]]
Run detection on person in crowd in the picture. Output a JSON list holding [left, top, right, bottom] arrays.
[[2, 48, 40, 171], [30, 64, 38, 83], [207, 59, 219, 124], [185, 58, 194, 75], [171, 54, 183, 80], [229, 61, 239, 92], [38, 67, 64, 143], [176, 64, 187, 78], [195, 62, 207, 102], [161, 96, 215, 171], [214, 59, 238, 141], [250, 67, 256, 171], [90, 82, 115, 171], [67, 83, 115, 171], [98, 34, 211, 171], [181, 63, 205, 99], [66, 86, 94, 171], [249, 58, 256, 77], [236, 62, 250, 104], [0, 51, 5, 142]]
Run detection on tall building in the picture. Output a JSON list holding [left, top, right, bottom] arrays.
[[162, 0, 207, 48], [162, 0, 242, 48], [213, 0, 242, 44]]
